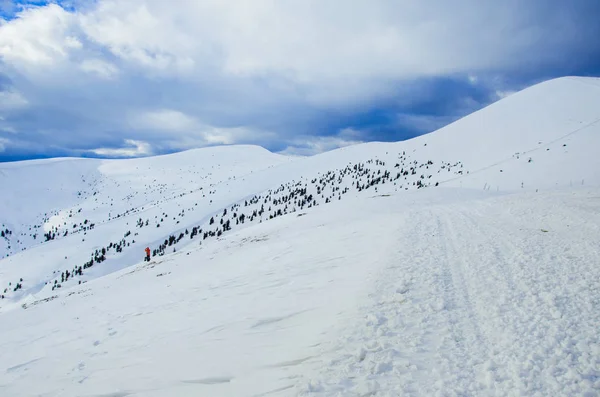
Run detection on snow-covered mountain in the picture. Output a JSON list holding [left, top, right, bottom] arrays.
[[1, 77, 599, 396]]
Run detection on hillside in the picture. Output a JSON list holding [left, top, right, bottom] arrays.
[[0, 76, 599, 396]]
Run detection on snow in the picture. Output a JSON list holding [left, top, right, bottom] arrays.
[[299, 188, 600, 396], [2, 188, 599, 396], [1, 76, 600, 396]]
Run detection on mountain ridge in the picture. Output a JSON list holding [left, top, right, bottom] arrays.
[[2, 75, 600, 296]]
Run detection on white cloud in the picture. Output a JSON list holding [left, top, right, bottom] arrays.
[[495, 90, 517, 99], [279, 128, 365, 156], [80, 59, 119, 79], [130, 109, 199, 132], [395, 114, 459, 134], [0, 1, 597, 158], [0, 126, 17, 134], [0, 137, 9, 152], [0, 4, 79, 68], [78, 1, 197, 74], [90, 139, 153, 157], [3, 1, 594, 102], [0, 91, 29, 110], [129, 109, 274, 148], [199, 125, 275, 146]]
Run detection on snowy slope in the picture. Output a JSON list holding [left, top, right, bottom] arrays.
[[0, 145, 292, 257], [2, 76, 600, 307], [0, 76, 600, 396], [1, 188, 599, 397]]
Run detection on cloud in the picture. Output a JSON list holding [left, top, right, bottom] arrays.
[[0, 90, 28, 110], [89, 139, 153, 158], [130, 109, 198, 132], [394, 114, 459, 135], [128, 109, 277, 148], [80, 59, 119, 79], [0, 4, 81, 68], [0, 125, 17, 134], [495, 90, 517, 99], [78, 1, 197, 74], [67, 1, 600, 104], [197, 125, 276, 146], [0, 137, 9, 152], [0, 0, 599, 160], [279, 128, 365, 156]]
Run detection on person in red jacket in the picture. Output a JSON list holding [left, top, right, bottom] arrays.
[[144, 247, 151, 262]]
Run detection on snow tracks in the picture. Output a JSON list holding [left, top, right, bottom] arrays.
[[298, 190, 600, 396]]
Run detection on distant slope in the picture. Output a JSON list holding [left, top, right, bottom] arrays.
[[1, 76, 600, 309], [404, 76, 600, 190], [0, 145, 293, 257]]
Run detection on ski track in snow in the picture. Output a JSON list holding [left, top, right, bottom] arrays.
[[298, 190, 600, 397]]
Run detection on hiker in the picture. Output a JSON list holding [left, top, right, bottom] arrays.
[[144, 247, 151, 262]]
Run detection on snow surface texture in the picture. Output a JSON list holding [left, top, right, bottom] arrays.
[[1, 189, 599, 397], [0, 76, 599, 396]]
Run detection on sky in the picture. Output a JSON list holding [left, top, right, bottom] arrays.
[[0, 1, 599, 161]]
